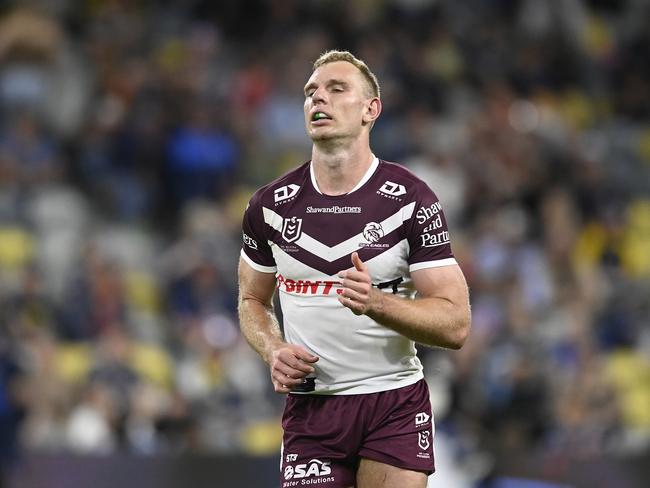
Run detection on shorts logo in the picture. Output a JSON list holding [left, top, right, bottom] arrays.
[[363, 222, 384, 243], [379, 180, 406, 197], [274, 184, 300, 203], [284, 459, 332, 480], [282, 217, 303, 243], [415, 412, 430, 426], [418, 430, 431, 451]]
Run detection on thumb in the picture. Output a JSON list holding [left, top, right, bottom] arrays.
[[351, 252, 366, 272]]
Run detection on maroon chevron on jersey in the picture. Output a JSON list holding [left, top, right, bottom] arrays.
[[241, 157, 457, 394]]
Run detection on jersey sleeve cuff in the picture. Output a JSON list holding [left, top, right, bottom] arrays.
[[240, 249, 277, 273], [409, 257, 457, 272]]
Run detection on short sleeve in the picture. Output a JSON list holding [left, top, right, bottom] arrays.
[[406, 182, 456, 272], [241, 192, 277, 273]]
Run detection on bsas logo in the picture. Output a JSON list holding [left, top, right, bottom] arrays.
[[274, 184, 300, 203], [284, 459, 331, 480]]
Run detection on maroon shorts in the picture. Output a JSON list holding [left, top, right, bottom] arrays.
[[280, 379, 435, 488]]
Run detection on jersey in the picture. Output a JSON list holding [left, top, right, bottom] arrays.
[[241, 157, 456, 395]]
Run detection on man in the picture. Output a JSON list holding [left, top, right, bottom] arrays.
[[238, 50, 470, 488]]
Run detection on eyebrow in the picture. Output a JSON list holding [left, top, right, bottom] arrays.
[[304, 79, 349, 95]]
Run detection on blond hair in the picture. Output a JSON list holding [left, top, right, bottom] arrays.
[[313, 50, 380, 99]]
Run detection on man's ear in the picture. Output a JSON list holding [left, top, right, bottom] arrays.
[[362, 97, 382, 125]]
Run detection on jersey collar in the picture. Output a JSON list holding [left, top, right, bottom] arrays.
[[310, 156, 379, 195]]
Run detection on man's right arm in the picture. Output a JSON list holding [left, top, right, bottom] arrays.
[[238, 258, 319, 393]]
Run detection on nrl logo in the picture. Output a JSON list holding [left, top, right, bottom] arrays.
[[282, 216, 303, 243], [418, 430, 431, 450], [363, 222, 384, 243]]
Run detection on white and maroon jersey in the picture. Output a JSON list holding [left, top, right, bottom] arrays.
[[241, 157, 456, 395]]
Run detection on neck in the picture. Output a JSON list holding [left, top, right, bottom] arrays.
[[311, 139, 374, 196]]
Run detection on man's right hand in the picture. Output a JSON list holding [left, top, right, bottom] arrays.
[[269, 344, 319, 394]]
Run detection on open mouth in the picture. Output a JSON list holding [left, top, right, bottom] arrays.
[[311, 111, 332, 122]]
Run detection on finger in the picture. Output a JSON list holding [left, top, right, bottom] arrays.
[[274, 351, 314, 374], [290, 359, 316, 375], [273, 380, 291, 394], [272, 371, 305, 387], [351, 252, 367, 272], [340, 268, 370, 282], [292, 347, 319, 364], [340, 276, 371, 294], [274, 361, 310, 378], [339, 287, 366, 303], [338, 295, 364, 315]]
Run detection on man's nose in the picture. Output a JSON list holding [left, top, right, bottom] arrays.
[[312, 87, 327, 104]]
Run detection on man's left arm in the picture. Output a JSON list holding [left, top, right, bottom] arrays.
[[338, 252, 471, 349]]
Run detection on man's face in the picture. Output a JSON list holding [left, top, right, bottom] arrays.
[[303, 61, 373, 142]]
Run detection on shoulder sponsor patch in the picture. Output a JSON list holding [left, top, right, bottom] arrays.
[[274, 184, 300, 204], [378, 180, 406, 199], [242, 232, 258, 250]]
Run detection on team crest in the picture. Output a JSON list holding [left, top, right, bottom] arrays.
[[363, 222, 384, 243], [282, 216, 303, 243]]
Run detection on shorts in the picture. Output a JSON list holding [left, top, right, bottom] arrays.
[[280, 379, 435, 488]]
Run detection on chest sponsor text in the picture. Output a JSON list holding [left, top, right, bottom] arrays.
[[277, 274, 342, 295]]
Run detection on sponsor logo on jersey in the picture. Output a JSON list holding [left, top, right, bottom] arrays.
[[378, 180, 406, 200], [305, 205, 362, 214], [274, 184, 300, 204], [422, 213, 443, 233], [277, 274, 341, 295], [418, 430, 431, 451], [415, 412, 430, 426], [285, 454, 298, 462], [420, 230, 450, 248], [282, 216, 303, 243], [363, 222, 384, 243], [283, 459, 332, 481], [242, 232, 258, 250], [416, 201, 442, 224]]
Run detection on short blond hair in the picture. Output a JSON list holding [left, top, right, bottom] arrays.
[[313, 50, 380, 99]]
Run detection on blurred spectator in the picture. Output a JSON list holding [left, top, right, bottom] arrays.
[[0, 338, 25, 488], [165, 101, 239, 208]]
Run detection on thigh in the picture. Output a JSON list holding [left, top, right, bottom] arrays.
[[357, 458, 428, 488], [280, 394, 361, 488]]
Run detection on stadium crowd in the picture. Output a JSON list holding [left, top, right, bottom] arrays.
[[0, 0, 649, 485]]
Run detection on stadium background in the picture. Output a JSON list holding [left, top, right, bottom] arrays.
[[0, 0, 649, 487]]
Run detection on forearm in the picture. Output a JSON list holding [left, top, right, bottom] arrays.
[[367, 290, 470, 349], [238, 297, 284, 364]]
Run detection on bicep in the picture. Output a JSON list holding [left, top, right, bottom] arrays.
[[238, 257, 277, 306], [410, 264, 468, 303]]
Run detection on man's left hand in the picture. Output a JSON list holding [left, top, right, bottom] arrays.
[[337, 252, 380, 315]]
